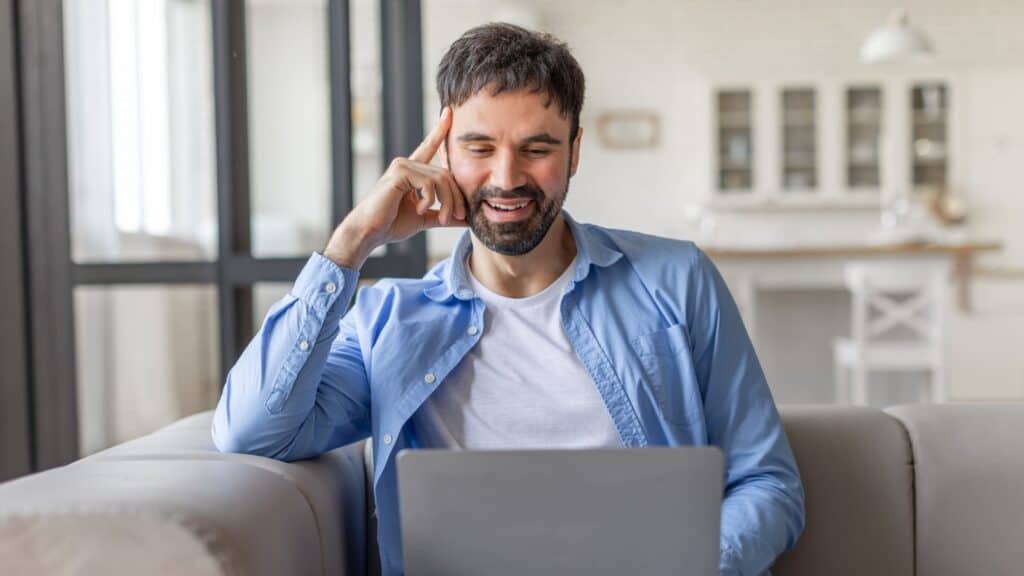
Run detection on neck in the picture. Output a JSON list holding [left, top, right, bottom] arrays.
[[467, 214, 577, 298]]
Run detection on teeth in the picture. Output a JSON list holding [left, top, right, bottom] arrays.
[[488, 200, 529, 211]]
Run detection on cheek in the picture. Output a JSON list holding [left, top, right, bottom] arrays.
[[448, 157, 488, 191], [529, 158, 570, 191]]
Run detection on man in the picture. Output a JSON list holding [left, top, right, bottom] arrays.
[[213, 23, 804, 576]]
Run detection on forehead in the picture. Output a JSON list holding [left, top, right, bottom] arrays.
[[450, 88, 570, 139]]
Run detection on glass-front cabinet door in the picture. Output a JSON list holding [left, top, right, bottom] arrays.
[[716, 90, 753, 193], [846, 86, 883, 191], [911, 82, 949, 192], [781, 88, 817, 192], [708, 78, 957, 208]]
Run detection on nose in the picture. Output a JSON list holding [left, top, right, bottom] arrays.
[[487, 149, 528, 192]]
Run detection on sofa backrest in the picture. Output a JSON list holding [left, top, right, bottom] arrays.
[[773, 406, 915, 576], [365, 407, 918, 576], [886, 404, 1024, 576]]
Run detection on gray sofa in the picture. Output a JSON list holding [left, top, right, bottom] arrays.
[[1, 404, 1021, 575]]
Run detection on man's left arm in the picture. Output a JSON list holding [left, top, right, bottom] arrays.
[[686, 248, 806, 576]]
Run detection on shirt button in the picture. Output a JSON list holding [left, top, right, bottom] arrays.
[[324, 282, 337, 294], [424, 373, 436, 384], [383, 434, 393, 445], [298, 340, 310, 351], [467, 326, 479, 336]]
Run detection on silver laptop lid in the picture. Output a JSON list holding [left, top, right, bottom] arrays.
[[398, 447, 723, 576]]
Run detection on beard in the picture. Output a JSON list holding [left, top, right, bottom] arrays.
[[466, 178, 567, 256]]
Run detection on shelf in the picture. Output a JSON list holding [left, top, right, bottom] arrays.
[[706, 192, 882, 213]]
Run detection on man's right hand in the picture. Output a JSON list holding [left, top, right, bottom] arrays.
[[322, 106, 468, 270]]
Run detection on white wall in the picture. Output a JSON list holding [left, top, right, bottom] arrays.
[[423, 0, 1024, 262], [421, 0, 1024, 402]]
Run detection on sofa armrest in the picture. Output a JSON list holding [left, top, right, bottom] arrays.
[[0, 411, 371, 576], [773, 405, 915, 576], [886, 403, 1024, 576]]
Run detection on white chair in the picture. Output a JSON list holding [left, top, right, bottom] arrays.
[[834, 261, 948, 406]]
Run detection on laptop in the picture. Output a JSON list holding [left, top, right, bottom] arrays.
[[397, 446, 723, 576]]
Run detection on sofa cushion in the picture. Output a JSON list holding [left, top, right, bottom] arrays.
[[0, 513, 224, 576], [85, 410, 369, 576], [886, 403, 1024, 576], [0, 459, 321, 576], [772, 405, 915, 576]]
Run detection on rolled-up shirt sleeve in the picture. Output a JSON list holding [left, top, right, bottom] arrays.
[[687, 249, 806, 576], [212, 251, 371, 461]]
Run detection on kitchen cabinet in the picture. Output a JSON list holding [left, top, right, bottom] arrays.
[[707, 77, 962, 210]]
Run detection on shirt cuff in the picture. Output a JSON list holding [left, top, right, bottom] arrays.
[[291, 252, 361, 315]]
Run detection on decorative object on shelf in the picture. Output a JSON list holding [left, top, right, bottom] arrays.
[[877, 192, 938, 244], [861, 8, 935, 64], [682, 202, 718, 245], [595, 110, 660, 150], [928, 184, 968, 227]]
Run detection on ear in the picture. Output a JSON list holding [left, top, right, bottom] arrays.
[[569, 126, 583, 177]]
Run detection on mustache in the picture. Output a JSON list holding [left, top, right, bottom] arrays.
[[474, 184, 543, 204]]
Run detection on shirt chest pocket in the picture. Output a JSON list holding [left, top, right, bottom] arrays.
[[631, 323, 697, 425]]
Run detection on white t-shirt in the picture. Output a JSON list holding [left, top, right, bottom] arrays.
[[412, 256, 623, 450]]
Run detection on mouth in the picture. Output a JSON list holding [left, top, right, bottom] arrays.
[[482, 198, 534, 222]]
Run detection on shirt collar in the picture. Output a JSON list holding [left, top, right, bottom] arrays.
[[424, 210, 623, 303]]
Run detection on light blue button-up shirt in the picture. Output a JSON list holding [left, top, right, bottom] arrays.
[[212, 211, 805, 576]]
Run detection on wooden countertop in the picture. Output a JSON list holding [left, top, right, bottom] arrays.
[[702, 240, 1004, 312], [702, 241, 1002, 260]]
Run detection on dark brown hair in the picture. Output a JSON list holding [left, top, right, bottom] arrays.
[[436, 23, 586, 140]]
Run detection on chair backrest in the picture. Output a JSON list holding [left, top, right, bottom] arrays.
[[844, 261, 947, 349]]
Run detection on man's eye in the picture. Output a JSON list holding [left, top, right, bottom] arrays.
[[467, 147, 492, 154], [525, 148, 550, 156]]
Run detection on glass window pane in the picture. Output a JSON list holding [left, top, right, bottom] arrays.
[[253, 282, 293, 325], [74, 285, 220, 456], [351, 0, 384, 207], [247, 0, 332, 258], [64, 0, 218, 263]]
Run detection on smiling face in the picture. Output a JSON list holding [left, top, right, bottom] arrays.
[[444, 87, 582, 256]]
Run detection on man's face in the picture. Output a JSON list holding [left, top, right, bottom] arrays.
[[443, 88, 582, 256]]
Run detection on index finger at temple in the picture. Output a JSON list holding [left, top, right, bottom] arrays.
[[409, 106, 452, 164]]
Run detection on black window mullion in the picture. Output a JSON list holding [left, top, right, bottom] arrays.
[[380, 0, 427, 275], [328, 0, 353, 230], [0, 0, 33, 480], [17, 0, 79, 470], [212, 0, 254, 380], [72, 262, 218, 286]]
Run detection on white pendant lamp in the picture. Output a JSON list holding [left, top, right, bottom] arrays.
[[861, 9, 935, 64]]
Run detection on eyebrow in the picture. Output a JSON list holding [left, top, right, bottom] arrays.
[[455, 132, 562, 146]]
